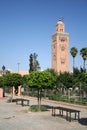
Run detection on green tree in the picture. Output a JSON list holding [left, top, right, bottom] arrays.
[[0, 76, 4, 87], [33, 53, 40, 71], [4, 73, 22, 94], [29, 53, 40, 72], [57, 72, 73, 89], [46, 68, 58, 78], [72, 72, 87, 99], [29, 54, 33, 72], [22, 75, 29, 88], [80, 47, 87, 71], [28, 70, 56, 110], [70, 47, 78, 72], [73, 67, 80, 76], [2, 65, 5, 74]]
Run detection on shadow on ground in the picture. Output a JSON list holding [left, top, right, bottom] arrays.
[[30, 105, 53, 109], [30, 104, 53, 112], [42, 105, 53, 109], [79, 118, 87, 126]]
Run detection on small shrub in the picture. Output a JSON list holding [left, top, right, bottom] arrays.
[[61, 96, 68, 102], [69, 98, 75, 103], [48, 94, 61, 101], [29, 105, 47, 112]]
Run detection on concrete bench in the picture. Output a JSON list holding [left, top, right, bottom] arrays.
[[52, 106, 80, 122], [16, 98, 30, 106]]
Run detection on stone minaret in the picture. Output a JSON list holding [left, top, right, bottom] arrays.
[[52, 19, 69, 73]]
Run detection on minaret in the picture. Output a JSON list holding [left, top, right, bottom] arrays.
[[52, 19, 69, 73]]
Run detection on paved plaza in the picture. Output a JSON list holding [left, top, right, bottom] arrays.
[[0, 95, 87, 130]]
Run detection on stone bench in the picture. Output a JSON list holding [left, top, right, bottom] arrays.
[[16, 98, 30, 106], [52, 106, 80, 122]]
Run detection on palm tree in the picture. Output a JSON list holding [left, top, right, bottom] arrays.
[[80, 48, 87, 71], [70, 47, 78, 73]]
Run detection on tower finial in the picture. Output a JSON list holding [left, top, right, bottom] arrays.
[[58, 17, 64, 22]]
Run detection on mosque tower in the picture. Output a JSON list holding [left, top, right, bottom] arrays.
[[52, 19, 69, 73]]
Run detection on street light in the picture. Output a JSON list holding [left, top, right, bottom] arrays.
[[2, 65, 5, 97], [17, 62, 20, 73]]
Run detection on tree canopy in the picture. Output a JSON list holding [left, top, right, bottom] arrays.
[[0, 76, 4, 87], [4, 73, 22, 91], [57, 72, 73, 89], [28, 70, 56, 89], [80, 47, 87, 71], [29, 53, 40, 72]]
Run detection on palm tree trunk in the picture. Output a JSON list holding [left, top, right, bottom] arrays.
[[73, 57, 75, 73], [83, 60, 85, 71]]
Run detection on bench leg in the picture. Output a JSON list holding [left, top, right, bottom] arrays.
[[27, 101, 29, 106], [21, 100, 23, 106], [59, 109, 61, 116], [54, 108, 56, 116], [22, 100, 30, 106], [52, 108, 55, 116], [75, 112, 76, 120], [69, 112, 71, 122], [66, 111, 68, 120], [78, 112, 80, 120]]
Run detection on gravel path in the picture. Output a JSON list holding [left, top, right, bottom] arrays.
[[0, 95, 87, 130]]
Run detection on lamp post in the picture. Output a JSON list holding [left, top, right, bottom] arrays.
[[17, 62, 20, 73], [2, 65, 5, 97]]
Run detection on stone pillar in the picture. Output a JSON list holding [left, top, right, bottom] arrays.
[[18, 86, 21, 96], [0, 88, 3, 98]]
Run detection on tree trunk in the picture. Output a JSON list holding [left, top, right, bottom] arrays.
[[83, 60, 85, 72], [73, 57, 75, 73], [37, 89, 41, 111]]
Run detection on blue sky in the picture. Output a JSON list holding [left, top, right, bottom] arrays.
[[0, 0, 87, 72]]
